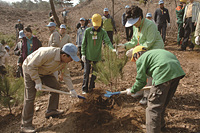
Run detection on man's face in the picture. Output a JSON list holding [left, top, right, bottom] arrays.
[[146, 17, 152, 20], [133, 17, 142, 28], [104, 11, 109, 15], [160, 3, 164, 8], [48, 26, 56, 32], [60, 54, 73, 63], [94, 26, 100, 30], [80, 20, 85, 26], [59, 28, 66, 34], [24, 30, 32, 39]]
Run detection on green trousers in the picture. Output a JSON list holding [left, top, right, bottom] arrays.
[[177, 23, 183, 45]]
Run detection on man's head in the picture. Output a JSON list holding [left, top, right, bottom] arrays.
[[103, 8, 109, 15], [125, 5, 143, 28], [63, 8, 66, 11], [59, 24, 66, 35], [18, 19, 21, 24], [146, 13, 152, 20], [5, 45, 10, 52], [19, 30, 25, 39], [24, 27, 32, 39], [159, 0, 164, 8], [125, 5, 130, 9], [80, 18, 86, 26], [46, 22, 56, 32], [131, 46, 147, 62], [61, 43, 79, 63], [92, 14, 102, 30]]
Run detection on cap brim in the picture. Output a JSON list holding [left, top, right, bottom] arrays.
[[71, 55, 80, 62], [125, 17, 140, 27], [93, 22, 101, 26]]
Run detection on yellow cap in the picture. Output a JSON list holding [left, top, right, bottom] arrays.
[[92, 14, 102, 26], [180, 0, 186, 3], [131, 46, 147, 62]]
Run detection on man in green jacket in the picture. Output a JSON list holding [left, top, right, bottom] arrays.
[[81, 13, 114, 94], [176, 0, 186, 45], [126, 46, 185, 133]]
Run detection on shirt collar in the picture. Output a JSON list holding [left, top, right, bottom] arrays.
[[92, 27, 101, 32], [54, 48, 61, 62], [26, 36, 33, 40]]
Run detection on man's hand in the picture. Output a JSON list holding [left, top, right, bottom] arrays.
[[117, 44, 125, 48], [126, 48, 133, 57], [70, 89, 78, 98], [81, 55, 86, 63], [195, 36, 200, 45], [35, 83, 42, 90], [168, 23, 170, 27], [126, 88, 132, 95]]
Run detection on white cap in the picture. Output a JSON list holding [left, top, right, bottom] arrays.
[[125, 17, 140, 27]]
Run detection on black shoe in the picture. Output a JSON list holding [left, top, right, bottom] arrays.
[[178, 48, 186, 51], [45, 110, 64, 119]]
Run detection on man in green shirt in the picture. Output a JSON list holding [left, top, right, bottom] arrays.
[[126, 46, 185, 133], [81, 13, 114, 94]]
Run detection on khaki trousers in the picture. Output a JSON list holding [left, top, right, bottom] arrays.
[[146, 77, 181, 133], [21, 73, 60, 127]]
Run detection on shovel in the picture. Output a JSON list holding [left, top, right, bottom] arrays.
[[104, 86, 153, 98], [41, 85, 86, 99]]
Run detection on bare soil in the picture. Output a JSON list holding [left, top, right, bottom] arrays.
[[0, 0, 200, 133]]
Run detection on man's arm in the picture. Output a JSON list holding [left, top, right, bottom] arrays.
[[103, 30, 114, 49], [50, 32, 60, 47], [154, 10, 157, 23], [166, 9, 170, 23], [0, 44, 6, 58], [62, 64, 74, 90], [81, 29, 88, 56]]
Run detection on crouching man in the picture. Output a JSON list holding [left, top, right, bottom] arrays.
[[126, 46, 185, 133], [21, 43, 79, 133]]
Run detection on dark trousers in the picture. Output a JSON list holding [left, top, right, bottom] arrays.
[[0, 65, 7, 75], [106, 31, 113, 44], [146, 76, 182, 133], [82, 59, 97, 92], [16, 65, 23, 77], [22, 73, 60, 127], [181, 17, 195, 50], [78, 47, 84, 69], [125, 26, 133, 41], [158, 23, 167, 43]]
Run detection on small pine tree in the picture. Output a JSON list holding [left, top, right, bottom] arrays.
[[0, 66, 24, 114], [93, 45, 127, 90]]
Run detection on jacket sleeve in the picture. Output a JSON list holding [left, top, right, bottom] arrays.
[[0, 44, 6, 58], [38, 39, 42, 47], [122, 13, 125, 26], [111, 16, 117, 31], [195, 13, 200, 37], [154, 10, 157, 23], [14, 43, 20, 56], [103, 30, 114, 49], [131, 60, 147, 93], [166, 9, 170, 23], [124, 27, 137, 49], [81, 29, 87, 56], [62, 64, 74, 90]]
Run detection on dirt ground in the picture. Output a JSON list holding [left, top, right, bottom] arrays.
[[0, 0, 200, 133]]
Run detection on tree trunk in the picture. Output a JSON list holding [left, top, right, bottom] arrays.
[[49, 0, 61, 27], [112, 0, 114, 19]]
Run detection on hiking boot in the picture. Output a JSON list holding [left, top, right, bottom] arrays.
[[20, 125, 36, 133], [131, 90, 143, 98], [45, 110, 64, 119], [139, 97, 147, 105]]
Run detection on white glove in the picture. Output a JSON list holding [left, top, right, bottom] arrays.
[[126, 48, 134, 57], [112, 49, 118, 55], [126, 88, 132, 95], [81, 55, 86, 63], [195, 36, 200, 45], [117, 43, 125, 48], [70, 89, 78, 98], [168, 23, 170, 27], [35, 83, 42, 90]]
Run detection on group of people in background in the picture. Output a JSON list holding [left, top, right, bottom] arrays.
[[1, 0, 199, 132]]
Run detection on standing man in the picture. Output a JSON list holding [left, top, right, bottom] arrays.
[[181, 0, 200, 51], [15, 19, 24, 43], [176, 0, 186, 46], [76, 18, 87, 70], [122, 5, 133, 41], [81, 14, 115, 94], [59, 24, 71, 48], [101, 8, 117, 44], [154, 0, 170, 43], [61, 8, 69, 23], [47, 22, 60, 47], [126, 46, 185, 133], [14, 30, 25, 77], [20, 43, 79, 133], [0, 40, 6, 75]]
